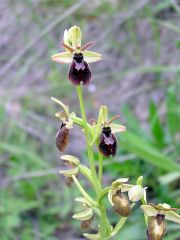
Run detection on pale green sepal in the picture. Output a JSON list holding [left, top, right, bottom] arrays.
[[68, 26, 81, 49], [165, 210, 180, 224], [51, 52, 73, 63], [141, 205, 158, 217], [60, 155, 80, 165], [91, 106, 108, 145], [83, 50, 102, 63], [75, 197, 91, 207], [83, 233, 100, 240], [111, 124, 126, 134], [72, 208, 93, 221], [59, 167, 79, 177], [112, 178, 129, 185], [136, 176, 143, 185], [128, 185, 145, 202], [98, 106, 108, 124], [51, 97, 69, 115]]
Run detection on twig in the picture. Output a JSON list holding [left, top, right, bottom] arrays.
[[0, 0, 88, 78]]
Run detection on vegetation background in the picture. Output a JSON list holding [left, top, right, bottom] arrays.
[[0, 0, 180, 239]]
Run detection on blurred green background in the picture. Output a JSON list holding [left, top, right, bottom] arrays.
[[0, 0, 180, 239]]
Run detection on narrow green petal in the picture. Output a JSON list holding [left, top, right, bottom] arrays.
[[110, 124, 126, 134], [51, 52, 72, 63], [83, 50, 102, 63]]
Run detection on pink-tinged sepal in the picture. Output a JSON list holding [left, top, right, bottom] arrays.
[[68, 53, 91, 85]]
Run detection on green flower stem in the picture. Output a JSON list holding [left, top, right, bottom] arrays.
[[98, 152, 103, 184], [141, 196, 148, 226], [76, 85, 109, 239], [79, 164, 94, 187], [98, 187, 111, 204], [99, 205, 108, 239], [76, 85, 101, 194], [72, 175, 97, 207]]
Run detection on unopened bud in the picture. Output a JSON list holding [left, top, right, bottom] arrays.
[[147, 214, 166, 240], [56, 123, 69, 151], [81, 219, 92, 229], [73, 208, 93, 221], [65, 177, 73, 187], [112, 190, 131, 217]]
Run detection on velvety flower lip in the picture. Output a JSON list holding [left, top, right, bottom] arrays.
[[141, 203, 180, 224], [51, 26, 102, 64], [91, 106, 126, 145]]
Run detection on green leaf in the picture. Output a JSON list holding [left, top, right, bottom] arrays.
[[148, 100, 164, 144], [166, 86, 179, 138], [0, 142, 47, 167], [120, 131, 180, 172]]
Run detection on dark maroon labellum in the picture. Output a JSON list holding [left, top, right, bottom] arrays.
[[68, 53, 91, 85], [147, 214, 166, 240], [56, 123, 69, 151], [98, 126, 117, 157]]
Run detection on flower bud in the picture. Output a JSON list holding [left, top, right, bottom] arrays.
[[147, 214, 166, 240], [56, 123, 69, 151], [73, 208, 93, 221], [65, 177, 73, 187], [60, 155, 80, 166], [112, 190, 131, 217], [81, 219, 92, 229]]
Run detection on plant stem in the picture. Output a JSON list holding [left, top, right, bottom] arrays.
[[98, 152, 103, 184], [76, 85, 109, 239], [72, 175, 97, 207], [76, 85, 101, 194]]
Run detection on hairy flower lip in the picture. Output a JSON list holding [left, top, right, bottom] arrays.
[[141, 203, 180, 224]]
